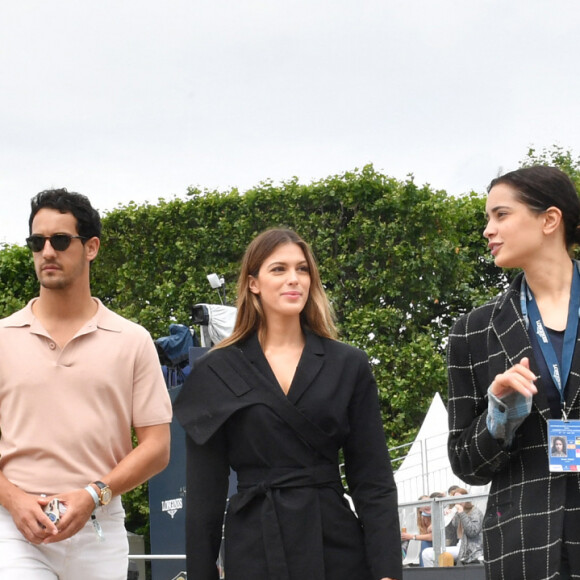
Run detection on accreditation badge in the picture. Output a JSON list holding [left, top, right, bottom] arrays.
[[548, 419, 580, 472]]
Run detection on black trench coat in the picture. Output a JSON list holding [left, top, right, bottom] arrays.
[[174, 331, 402, 580], [447, 269, 580, 579]]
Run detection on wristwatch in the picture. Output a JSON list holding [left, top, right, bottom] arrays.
[[92, 481, 112, 506]]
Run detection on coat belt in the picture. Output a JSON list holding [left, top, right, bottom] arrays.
[[229, 464, 343, 580]]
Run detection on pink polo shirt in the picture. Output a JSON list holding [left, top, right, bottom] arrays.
[[0, 298, 173, 495]]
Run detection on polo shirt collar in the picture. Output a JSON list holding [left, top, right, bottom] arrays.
[[1, 297, 123, 334]]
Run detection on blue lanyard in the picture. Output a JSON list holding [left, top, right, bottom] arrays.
[[520, 263, 580, 414]]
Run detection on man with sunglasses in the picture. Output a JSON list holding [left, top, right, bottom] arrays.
[[0, 189, 172, 579]]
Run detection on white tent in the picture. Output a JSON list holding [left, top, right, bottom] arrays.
[[394, 392, 489, 503], [394, 393, 489, 566]]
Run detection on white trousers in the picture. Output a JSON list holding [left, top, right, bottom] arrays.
[[0, 498, 128, 580], [422, 541, 461, 567]]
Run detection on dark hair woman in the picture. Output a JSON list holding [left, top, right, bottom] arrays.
[[447, 165, 580, 579]]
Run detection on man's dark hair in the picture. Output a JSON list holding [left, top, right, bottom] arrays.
[[29, 188, 101, 240]]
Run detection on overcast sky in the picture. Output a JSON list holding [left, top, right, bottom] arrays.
[[1, 0, 579, 245]]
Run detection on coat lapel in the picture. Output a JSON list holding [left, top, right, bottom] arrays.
[[491, 276, 551, 418], [239, 331, 326, 404], [213, 335, 338, 461], [240, 333, 281, 392], [287, 332, 325, 404], [565, 337, 580, 411], [565, 262, 580, 411], [492, 286, 533, 367]]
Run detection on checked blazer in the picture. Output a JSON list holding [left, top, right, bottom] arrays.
[[447, 267, 580, 580]]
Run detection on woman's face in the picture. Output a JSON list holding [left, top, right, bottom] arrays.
[[555, 439, 564, 452], [249, 242, 311, 321], [483, 183, 546, 270]]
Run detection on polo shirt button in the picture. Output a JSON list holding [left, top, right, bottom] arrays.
[[49, 342, 56, 350]]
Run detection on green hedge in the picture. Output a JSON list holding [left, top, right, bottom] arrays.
[[0, 165, 501, 447]]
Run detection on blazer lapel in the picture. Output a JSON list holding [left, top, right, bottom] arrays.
[[565, 261, 580, 411], [240, 333, 281, 392], [565, 336, 580, 412], [213, 335, 337, 461], [239, 331, 326, 404], [287, 332, 325, 404], [491, 279, 551, 418], [492, 289, 533, 367]]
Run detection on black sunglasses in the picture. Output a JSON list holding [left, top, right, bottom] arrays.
[[26, 234, 88, 252]]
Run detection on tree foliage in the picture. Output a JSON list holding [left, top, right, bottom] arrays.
[[4, 166, 499, 439], [521, 145, 580, 190], [0, 244, 36, 316]]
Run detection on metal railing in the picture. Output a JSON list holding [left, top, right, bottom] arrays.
[[130, 493, 488, 575], [129, 555, 185, 560], [398, 492, 488, 567]]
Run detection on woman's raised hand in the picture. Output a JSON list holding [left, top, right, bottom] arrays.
[[489, 357, 537, 399]]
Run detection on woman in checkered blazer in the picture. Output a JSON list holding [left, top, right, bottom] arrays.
[[447, 166, 580, 580]]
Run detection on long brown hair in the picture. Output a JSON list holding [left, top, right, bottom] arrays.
[[215, 228, 337, 349]]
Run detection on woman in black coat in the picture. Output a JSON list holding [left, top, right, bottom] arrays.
[[447, 166, 580, 579], [174, 228, 402, 580]]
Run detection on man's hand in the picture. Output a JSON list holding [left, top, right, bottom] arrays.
[[5, 490, 58, 545], [41, 487, 96, 544]]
